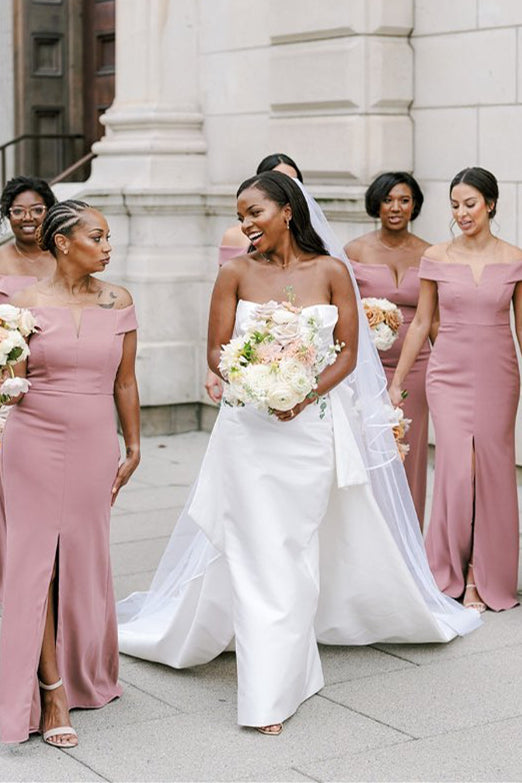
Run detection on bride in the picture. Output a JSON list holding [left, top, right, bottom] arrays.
[[117, 171, 481, 735]]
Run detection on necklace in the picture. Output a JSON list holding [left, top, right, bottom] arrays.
[[13, 242, 47, 264], [377, 232, 411, 252]]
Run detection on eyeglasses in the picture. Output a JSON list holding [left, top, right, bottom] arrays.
[[9, 205, 47, 220]]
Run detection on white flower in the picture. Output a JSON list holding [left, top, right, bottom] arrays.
[[0, 376, 30, 397], [0, 330, 29, 364], [265, 381, 302, 412], [17, 308, 37, 337], [0, 304, 21, 329], [372, 322, 395, 351]]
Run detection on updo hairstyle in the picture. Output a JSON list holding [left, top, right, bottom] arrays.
[[449, 167, 499, 219]]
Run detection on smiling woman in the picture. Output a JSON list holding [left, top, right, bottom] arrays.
[[0, 200, 140, 747], [389, 167, 522, 614], [344, 172, 431, 529]]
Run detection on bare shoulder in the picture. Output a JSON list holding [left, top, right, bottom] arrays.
[[325, 255, 353, 285], [220, 224, 249, 248], [498, 239, 522, 262], [344, 232, 374, 261], [410, 233, 431, 253], [9, 284, 39, 308], [423, 242, 450, 261], [0, 244, 14, 274], [96, 282, 133, 310]]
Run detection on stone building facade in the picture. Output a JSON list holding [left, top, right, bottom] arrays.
[[1, 1, 522, 437]]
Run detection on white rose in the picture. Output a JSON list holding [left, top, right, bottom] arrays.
[[265, 381, 302, 412], [271, 309, 298, 325], [0, 377, 30, 397], [0, 304, 21, 329], [278, 358, 313, 396], [271, 319, 301, 346], [373, 322, 395, 351], [1, 331, 29, 364], [17, 308, 36, 337]]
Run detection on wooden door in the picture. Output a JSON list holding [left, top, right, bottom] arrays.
[[13, 0, 84, 179], [82, 0, 116, 151]]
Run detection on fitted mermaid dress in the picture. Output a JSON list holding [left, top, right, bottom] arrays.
[[0, 304, 138, 743], [118, 300, 479, 728], [352, 262, 429, 525], [421, 258, 522, 610]]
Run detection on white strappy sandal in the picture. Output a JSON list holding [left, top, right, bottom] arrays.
[[39, 678, 78, 748]]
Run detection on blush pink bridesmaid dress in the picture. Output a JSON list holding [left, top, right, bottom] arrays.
[[0, 304, 138, 743], [0, 275, 37, 604], [352, 261, 430, 526], [218, 245, 243, 266], [420, 257, 522, 611]]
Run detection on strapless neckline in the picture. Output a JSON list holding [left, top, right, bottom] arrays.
[[237, 298, 338, 313]]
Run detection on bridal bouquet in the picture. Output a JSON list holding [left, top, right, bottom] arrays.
[[0, 304, 37, 404], [219, 301, 342, 413], [362, 297, 403, 351], [384, 404, 412, 462]]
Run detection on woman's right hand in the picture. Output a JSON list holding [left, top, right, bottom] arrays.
[[388, 382, 405, 408], [205, 369, 223, 403]]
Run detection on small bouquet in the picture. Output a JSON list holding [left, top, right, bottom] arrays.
[[384, 404, 412, 462], [219, 300, 343, 414], [362, 297, 403, 351], [0, 304, 37, 404]]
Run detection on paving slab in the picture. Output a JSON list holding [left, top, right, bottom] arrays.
[[113, 485, 192, 513], [113, 569, 156, 601], [118, 652, 237, 714], [317, 644, 416, 684], [322, 644, 522, 738], [64, 694, 408, 783], [0, 741, 104, 782], [110, 507, 182, 545], [111, 537, 170, 577], [299, 715, 522, 782]]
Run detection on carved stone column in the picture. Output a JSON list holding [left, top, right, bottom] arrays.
[[82, 0, 208, 433]]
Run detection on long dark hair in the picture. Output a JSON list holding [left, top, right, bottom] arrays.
[[237, 171, 327, 256], [450, 167, 498, 219], [256, 153, 304, 183]]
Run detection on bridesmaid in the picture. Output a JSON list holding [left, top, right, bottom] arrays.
[[0, 176, 57, 602], [390, 167, 522, 612], [345, 173, 431, 528], [0, 200, 140, 745], [0, 176, 56, 300], [205, 153, 303, 402]]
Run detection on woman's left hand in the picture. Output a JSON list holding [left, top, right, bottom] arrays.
[[273, 399, 309, 422], [111, 447, 141, 505]]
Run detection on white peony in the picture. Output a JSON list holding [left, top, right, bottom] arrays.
[[0, 376, 30, 397], [372, 322, 395, 351], [0, 304, 21, 328], [265, 381, 302, 412], [17, 308, 37, 337], [0, 330, 29, 364]]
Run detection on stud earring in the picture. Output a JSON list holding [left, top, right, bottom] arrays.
[[286, 219, 290, 230]]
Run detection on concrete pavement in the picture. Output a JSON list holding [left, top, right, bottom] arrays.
[[1, 432, 521, 782]]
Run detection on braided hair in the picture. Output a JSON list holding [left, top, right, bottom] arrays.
[[36, 200, 90, 257]]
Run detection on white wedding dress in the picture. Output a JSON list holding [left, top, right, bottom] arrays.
[[117, 299, 481, 728]]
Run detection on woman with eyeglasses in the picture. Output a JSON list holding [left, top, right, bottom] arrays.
[[0, 177, 57, 604], [0, 176, 57, 302]]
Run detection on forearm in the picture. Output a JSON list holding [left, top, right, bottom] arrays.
[[392, 319, 430, 388], [114, 381, 141, 456]]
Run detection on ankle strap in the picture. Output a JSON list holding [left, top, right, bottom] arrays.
[[39, 677, 63, 691]]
